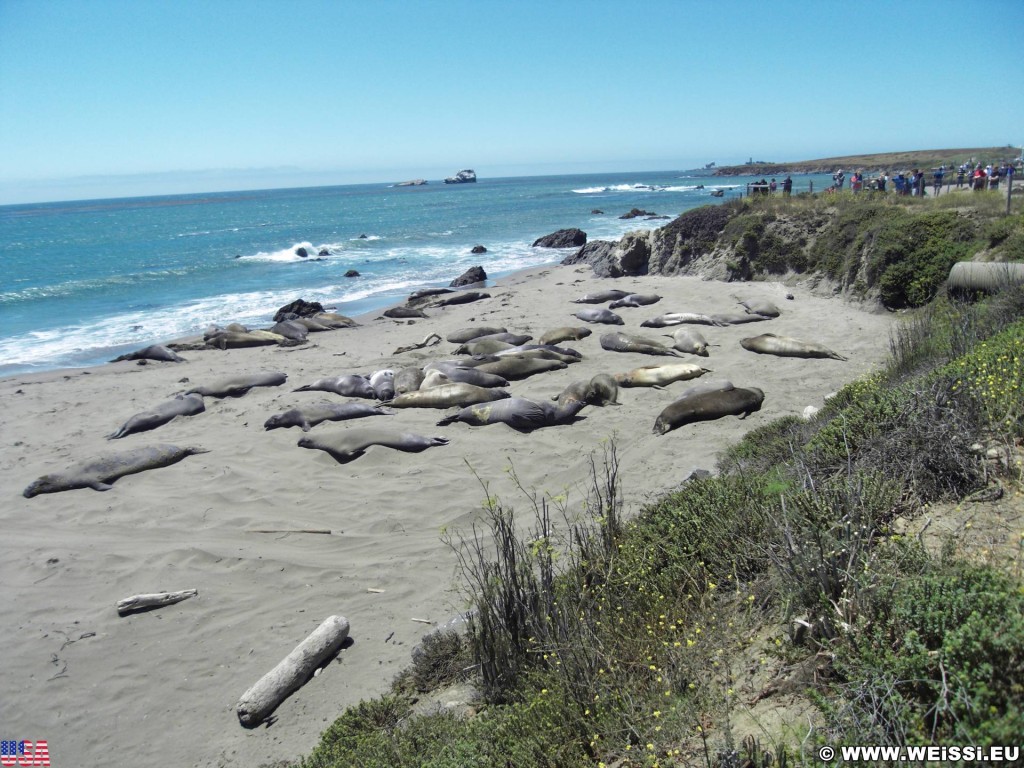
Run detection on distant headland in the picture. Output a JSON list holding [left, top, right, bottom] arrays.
[[709, 146, 1022, 176]]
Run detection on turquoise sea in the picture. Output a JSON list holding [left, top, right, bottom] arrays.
[[0, 170, 833, 376]]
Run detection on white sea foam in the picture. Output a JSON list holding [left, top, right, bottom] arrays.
[[237, 241, 345, 262]]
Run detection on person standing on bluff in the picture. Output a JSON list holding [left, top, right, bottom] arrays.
[[832, 169, 845, 190], [782, 175, 793, 197], [972, 165, 987, 191]]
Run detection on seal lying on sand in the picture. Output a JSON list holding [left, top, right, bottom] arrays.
[[640, 313, 725, 328], [739, 333, 847, 360], [600, 332, 681, 357], [436, 398, 587, 432], [432, 291, 490, 307], [421, 364, 509, 388], [108, 393, 205, 439], [739, 299, 781, 318], [664, 327, 711, 356], [553, 373, 620, 406], [571, 289, 630, 304], [573, 308, 624, 325], [297, 429, 449, 464], [186, 372, 287, 398], [654, 385, 764, 435], [614, 363, 710, 388], [293, 375, 376, 398], [710, 312, 772, 326], [386, 382, 511, 409], [446, 326, 507, 344], [264, 402, 392, 431], [608, 293, 662, 309], [206, 330, 287, 349], [369, 369, 395, 400], [23, 444, 209, 497], [384, 306, 428, 319], [473, 356, 568, 380], [538, 326, 592, 346], [110, 344, 185, 363]]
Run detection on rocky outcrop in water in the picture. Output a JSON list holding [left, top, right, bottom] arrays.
[[450, 265, 487, 287], [533, 228, 587, 248], [274, 299, 325, 322]]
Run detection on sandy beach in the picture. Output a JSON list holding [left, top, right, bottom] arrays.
[[1, 264, 898, 767]]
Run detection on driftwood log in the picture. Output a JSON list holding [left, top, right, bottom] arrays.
[[948, 261, 1024, 295], [116, 589, 198, 616], [236, 615, 350, 727]]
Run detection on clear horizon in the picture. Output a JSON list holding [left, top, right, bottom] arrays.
[[2, 0, 1022, 205]]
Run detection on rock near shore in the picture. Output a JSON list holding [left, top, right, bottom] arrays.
[[532, 228, 587, 248], [450, 265, 488, 287]]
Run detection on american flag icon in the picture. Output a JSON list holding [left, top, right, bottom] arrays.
[[0, 741, 49, 767]]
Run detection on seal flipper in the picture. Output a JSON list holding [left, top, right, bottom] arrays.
[[90, 481, 115, 491]]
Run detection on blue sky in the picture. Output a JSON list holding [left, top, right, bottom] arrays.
[[1, 0, 1021, 204]]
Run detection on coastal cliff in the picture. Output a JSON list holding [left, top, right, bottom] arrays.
[[566, 193, 1022, 309]]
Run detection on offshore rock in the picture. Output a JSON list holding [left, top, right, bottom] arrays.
[[532, 228, 587, 248], [471, 245, 487, 254], [273, 299, 325, 322], [450, 265, 488, 288], [444, 170, 477, 184]]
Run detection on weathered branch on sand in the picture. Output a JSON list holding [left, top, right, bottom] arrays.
[[116, 589, 198, 617]]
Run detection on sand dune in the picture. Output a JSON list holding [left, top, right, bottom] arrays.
[[0, 265, 897, 767]]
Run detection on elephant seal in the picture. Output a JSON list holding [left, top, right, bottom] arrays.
[[739, 299, 781, 318], [573, 308, 624, 325], [654, 386, 764, 435], [614, 363, 710, 388], [553, 373, 620, 407], [608, 293, 662, 309], [600, 332, 681, 357], [465, 332, 533, 346], [474, 356, 568, 380], [446, 326, 507, 344], [206, 330, 287, 349], [492, 344, 581, 363], [23, 444, 209, 497], [297, 429, 449, 464], [432, 291, 490, 307], [455, 339, 515, 356], [384, 306, 428, 319], [538, 326, 592, 346], [571, 289, 630, 304], [311, 312, 357, 328], [640, 313, 725, 328], [739, 333, 847, 361], [710, 312, 771, 326], [436, 398, 587, 432], [264, 402, 392, 431], [664, 327, 711, 357], [394, 366, 426, 395], [422, 364, 508, 388], [288, 317, 334, 332], [269, 320, 310, 341], [293, 375, 376, 398], [409, 287, 453, 301], [369, 369, 395, 400], [110, 344, 185, 363], [386, 383, 511, 409], [186, 372, 287, 398], [108, 393, 206, 439]]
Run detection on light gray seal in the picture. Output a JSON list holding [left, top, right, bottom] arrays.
[[422, 363, 509, 388], [653, 386, 765, 435], [386, 383, 511, 409], [599, 332, 682, 357], [446, 326, 508, 344], [369, 369, 395, 400], [432, 291, 490, 307], [205, 330, 286, 349], [293, 375, 376, 398], [108, 393, 205, 439], [739, 299, 781, 318], [608, 293, 662, 309], [186, 372, 287, 398], [739, 333, 847, 360], [473, 356, 568, 380], [709, 312, 771, 326], [269, 320, 310, 341], [264, 402, 392, 431], [455, 339, 516, 356], [538, 326, 592, 346], [436, 398, 587, 432], [664, 327, 711, 356], [641, 313, 725, 328], [571, 289, 630, 304], [491, 344, 582, 363], [23, 444, 209, 497], [573, 308, 624, 325], [384, 306, 428, 319], [110, 344, 185, 363], [297, 429, 449, 464], [614, 363, 710, 387], [464, 332, 533, 346]]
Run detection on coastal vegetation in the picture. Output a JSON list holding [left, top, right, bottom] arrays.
[[299, 193, 1024, 768], [711, 146, 1021, 176]]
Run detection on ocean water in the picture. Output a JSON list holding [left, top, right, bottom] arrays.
[[0, 170, 832, 376]]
